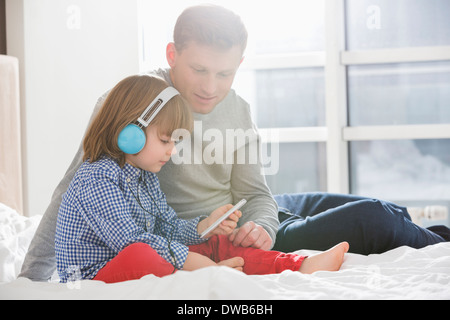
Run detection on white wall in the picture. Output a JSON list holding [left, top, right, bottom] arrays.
[[6, 0, 140, 216]]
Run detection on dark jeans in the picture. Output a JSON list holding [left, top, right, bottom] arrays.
[[273, 193, 448, 255]]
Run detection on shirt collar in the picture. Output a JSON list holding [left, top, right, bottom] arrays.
[[123, 162, 142, 183]]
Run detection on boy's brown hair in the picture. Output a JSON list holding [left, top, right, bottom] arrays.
[[174, 4, 248, 54], [83, 75, 192, 166]]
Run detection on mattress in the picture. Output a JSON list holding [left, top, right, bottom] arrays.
[[1, 202, 449, 300]]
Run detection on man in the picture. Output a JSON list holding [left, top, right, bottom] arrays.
[[20, 4, 448, 282]]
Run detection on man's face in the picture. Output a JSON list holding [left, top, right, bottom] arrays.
[[167, 42, 243, 114]]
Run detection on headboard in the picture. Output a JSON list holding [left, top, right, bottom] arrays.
[[0, 55, 23, 214]]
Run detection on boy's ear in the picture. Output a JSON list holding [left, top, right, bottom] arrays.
[[166, 42, 177, 67]]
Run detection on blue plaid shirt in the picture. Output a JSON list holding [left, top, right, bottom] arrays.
[[55, 156, 206, 283]]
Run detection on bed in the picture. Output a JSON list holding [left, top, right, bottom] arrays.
[[1, 202, 449, 300]]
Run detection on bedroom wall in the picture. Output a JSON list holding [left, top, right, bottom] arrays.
[[5, 0, 140, 216]]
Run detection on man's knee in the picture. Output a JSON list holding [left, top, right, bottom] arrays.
[[351, 199, 406, 224]]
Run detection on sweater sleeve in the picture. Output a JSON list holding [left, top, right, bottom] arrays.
[[229, 122, 280, 247]]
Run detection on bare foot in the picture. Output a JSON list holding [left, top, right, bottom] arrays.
[[218, 257, 245, 272], [298, 242, 349, 274]]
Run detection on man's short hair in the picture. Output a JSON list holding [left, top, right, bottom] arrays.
[[174, 4, 248, 54]]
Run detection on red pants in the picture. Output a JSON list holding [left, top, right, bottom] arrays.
[[93, 235, 306, 283]]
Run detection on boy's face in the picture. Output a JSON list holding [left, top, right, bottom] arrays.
[[126, 126, 176, 173], [167, 42, 243, 114]]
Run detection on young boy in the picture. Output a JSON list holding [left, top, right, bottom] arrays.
[[55, 74, 348, 283]]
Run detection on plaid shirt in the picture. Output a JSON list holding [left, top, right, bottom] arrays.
[[55, 156, 205, 283]]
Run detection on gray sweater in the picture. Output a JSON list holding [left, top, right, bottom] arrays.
[[19, 68, 279, 281]]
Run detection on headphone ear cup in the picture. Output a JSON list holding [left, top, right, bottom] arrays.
[[118, 124, 147, 154]]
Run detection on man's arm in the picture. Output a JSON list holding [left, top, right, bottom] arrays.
[[18, 94, 108, 281], [228, 123, 279, 250]]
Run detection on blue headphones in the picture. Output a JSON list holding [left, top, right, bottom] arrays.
[[118, 87, 180, 154]]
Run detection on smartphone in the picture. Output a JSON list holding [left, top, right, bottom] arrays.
[[200, 199, 247, 239]]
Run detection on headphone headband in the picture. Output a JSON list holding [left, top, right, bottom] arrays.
[[137, 87, 180, 128]]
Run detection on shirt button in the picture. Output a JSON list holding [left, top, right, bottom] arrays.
[[147, 222, 151, 227], [126, 178, 131, 183]]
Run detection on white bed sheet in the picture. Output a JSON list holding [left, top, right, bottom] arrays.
[[1, 203, 449, 300], [0, 203, 41, 283]]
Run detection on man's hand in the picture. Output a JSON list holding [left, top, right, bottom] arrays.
[[228, 221, 272, 251]]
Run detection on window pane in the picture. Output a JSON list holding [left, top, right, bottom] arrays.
[[346, 0, 450, 50], [264, 142, 327, 194], [247, 0, 325, 54], [350, 139, 450, 216], [348, 62, 450, 126], [236, 68, 325, 128]]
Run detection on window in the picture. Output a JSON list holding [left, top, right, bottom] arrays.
[[348, 62, 450, 126], [350, 139, 450, 201], [253, 68, 325, 128], [264, 142, 327, 194], [139, 0, 450, 225], [346, 0, 450, 50]]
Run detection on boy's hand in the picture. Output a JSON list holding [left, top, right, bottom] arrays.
[[197, 204, 242, 238]]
